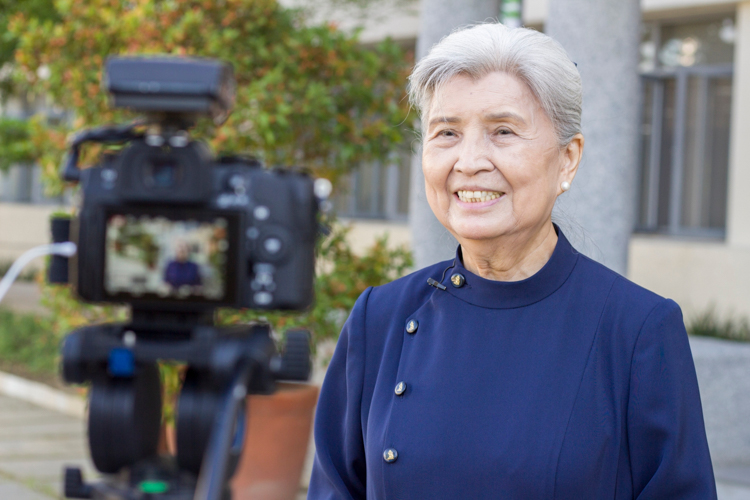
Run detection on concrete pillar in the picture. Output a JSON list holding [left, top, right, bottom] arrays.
[[726, 2, 750, 248], [546, 0, 641, 275], [409, 0, 501, 269]]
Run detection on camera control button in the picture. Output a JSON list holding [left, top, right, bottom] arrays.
[[253, 206, 270, 221], [228, 174, 247, 193], [253, 227, 291, 263], [101, 169, 118, 182], [254, 292, 273, 306], [263, 237, 282, 255]]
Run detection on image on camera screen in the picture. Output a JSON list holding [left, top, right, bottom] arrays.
[[104, 213, 230, 301]]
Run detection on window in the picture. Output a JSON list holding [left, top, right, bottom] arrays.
[[332, 147, 411, 220], [637, 17, 735, 237]]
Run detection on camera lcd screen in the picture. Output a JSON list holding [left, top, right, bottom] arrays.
[[103, 211, 239, 303]]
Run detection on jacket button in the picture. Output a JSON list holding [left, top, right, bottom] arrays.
[[450, 273, 465, 287], [383, 448, 398, 463], [394, 381, 407, 396], [406, 319, 419, 334]]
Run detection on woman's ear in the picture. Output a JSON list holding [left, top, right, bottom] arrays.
[[559, 133, 584, 189]]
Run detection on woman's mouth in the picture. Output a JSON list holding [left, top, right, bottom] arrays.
[[456, 190, 503, 203]]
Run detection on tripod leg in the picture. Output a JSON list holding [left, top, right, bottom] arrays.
[[193, 361, 252, 500]]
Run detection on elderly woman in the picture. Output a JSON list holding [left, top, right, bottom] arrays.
[[308, 23, 715, 499]]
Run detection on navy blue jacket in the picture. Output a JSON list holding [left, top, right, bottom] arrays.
[[308, 230, 716, 499], [163, 260, 201, 288]]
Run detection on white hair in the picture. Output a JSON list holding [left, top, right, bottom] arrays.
[[407, 23, 582, 146]]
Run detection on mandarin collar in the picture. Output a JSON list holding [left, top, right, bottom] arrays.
[[437, 227, 579, 309]]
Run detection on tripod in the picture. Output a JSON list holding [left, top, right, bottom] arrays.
[[61, 310, 311, 500]]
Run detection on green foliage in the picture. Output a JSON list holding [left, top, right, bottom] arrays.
[[687, 308, 750, 342], [0, 308, 57, 373], [0, 0, 59, 97], [0, 117, 35, 170], [159, 362, 185, 425], [39, 283, 127, 339], [8, 0, 412, 194]]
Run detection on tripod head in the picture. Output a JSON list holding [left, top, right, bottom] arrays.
[[62, 320, 311, 500]]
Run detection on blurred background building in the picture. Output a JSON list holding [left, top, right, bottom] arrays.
[[1, 0, 749, 319]]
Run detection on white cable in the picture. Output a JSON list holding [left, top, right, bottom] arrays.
[[0, 242, 77, 304]]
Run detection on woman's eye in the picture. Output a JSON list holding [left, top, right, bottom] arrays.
[[438, 130, 456, 137], [496, 128, 512, 136]]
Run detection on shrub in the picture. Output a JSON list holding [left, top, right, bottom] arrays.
[[686, 308, 750, 342], [0, 308, 57, 373]]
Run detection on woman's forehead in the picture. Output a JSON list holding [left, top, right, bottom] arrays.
[[427, 71, 542, 125]]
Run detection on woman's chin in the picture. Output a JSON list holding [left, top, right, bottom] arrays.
[[451, 223, 514, 244]]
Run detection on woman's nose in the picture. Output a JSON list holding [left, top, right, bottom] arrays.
[[454, 135, 494, 174]]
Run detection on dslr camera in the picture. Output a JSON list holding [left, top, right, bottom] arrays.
[[50, 56, 327, 500], [59, 56, 321, 312]]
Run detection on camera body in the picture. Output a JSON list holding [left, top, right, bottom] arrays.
[[71, 142, 317, 311], [64, 57, 319, 312]]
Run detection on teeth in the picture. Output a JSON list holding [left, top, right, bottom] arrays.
[[457, 190, 502, 203]]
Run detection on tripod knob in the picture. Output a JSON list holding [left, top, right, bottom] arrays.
[[64, 467, 92, 498], [272, 329, 311, 381]]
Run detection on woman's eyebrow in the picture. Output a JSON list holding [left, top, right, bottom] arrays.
[[428, 116, 460, 127], [486, 111, 526, 123]]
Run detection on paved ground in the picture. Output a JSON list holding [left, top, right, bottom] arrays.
[[0, 394, 94, 499], [0, 393, 309, 500], [1, 282, 48, 315]]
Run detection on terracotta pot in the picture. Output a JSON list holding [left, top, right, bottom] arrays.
[[157, 422, 177, 456], [231, 382, 320, 500]]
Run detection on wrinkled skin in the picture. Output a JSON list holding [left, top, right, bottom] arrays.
[[422, 72, 584, 281]]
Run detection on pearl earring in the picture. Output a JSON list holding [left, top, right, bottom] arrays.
[[561, 181, 571, 192]]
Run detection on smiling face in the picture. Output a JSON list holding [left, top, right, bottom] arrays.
[[422, 71, 582, 249]]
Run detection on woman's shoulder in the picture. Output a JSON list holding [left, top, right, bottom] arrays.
[[574, 253, 684, 333]]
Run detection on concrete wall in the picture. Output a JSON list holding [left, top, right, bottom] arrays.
[[0, 203, 62, 267], [728, 2, 750, 248], [337, 218, 411, 255], [690, 336, 750, 467], [629, 236, 750, 317]]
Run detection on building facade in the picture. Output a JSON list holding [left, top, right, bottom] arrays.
[[324, 0, 750, 319]]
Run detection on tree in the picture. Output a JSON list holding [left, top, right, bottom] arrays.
[[546, 0, 641, 275], [0, 0, 58, 171], [0, 0, 58, 98], [9, 0, 412, 195], [409, 0, 501, 269]]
